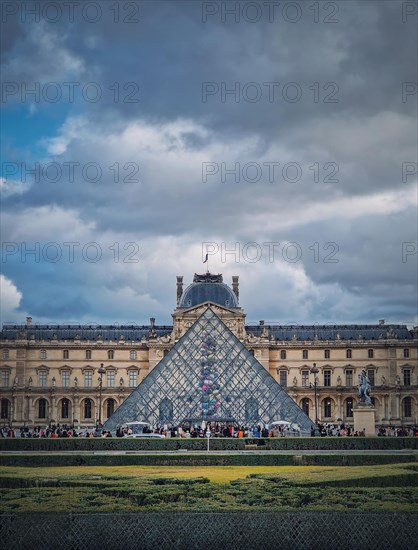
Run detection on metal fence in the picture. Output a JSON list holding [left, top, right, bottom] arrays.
[[1, 512, 417, 549]]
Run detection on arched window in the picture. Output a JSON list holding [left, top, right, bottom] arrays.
[[345, 398, 353, 418], [63, 350, 69, 359], [302, 349, 308, 360], [323, 398, 332, 418], [346, 349, 352, 359], [106, 398, 115, 419], [108, 350, 114, 360], [159, 398, 173, 422], [245, 398, 259, 422], [130, 350, 137, 360], [403, 397, 412, 418], [280, 350, 286, 360], [86, 349, 92, 360], [368, 349, 374, 359], [84, 399, 92, 419], [1, 398, 10, 419], [324, 349, 330, 359], [163, 349, 169, 357], [301, 398, 309, 417], [38, 398, 47, 419], [61, 399, 69, 419]]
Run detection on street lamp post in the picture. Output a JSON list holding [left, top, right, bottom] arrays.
[[310, 363, 319, 425], [97, 363, 106, 429]]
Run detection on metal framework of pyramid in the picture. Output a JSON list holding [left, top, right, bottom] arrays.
[[104, 307, 315, 432]]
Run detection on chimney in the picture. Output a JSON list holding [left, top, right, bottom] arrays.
[[26, 317, 32, 326], [232, 276, 239, 303], [379, 319, 385, 325], [259, 320, 264, 326], [150, 317, 155, 329], [176, 276, 183, 305]]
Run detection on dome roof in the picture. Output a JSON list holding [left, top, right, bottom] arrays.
[[179, 273, 238, 308]]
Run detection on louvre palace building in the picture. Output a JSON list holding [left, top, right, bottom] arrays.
[[0, 272, 417, 430]]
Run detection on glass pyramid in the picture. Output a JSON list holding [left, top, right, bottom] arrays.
[[104, 308, 315, 432]]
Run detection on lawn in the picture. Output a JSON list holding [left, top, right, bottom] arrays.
[[1, 462, 417, 513]]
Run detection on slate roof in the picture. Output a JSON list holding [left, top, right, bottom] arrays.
[[179, 282, 238, 309], [246, 324, 414, 340], [0, 323, 413, 341], [0, 325, 172, 341]]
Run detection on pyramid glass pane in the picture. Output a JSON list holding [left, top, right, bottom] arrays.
[[104, 308, 315, 432]]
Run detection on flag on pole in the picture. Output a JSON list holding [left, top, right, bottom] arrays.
[[203, 253, 208, 263]]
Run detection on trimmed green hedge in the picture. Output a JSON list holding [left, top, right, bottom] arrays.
[[1, 453, 416, 467], [0, 436, 416, 452]]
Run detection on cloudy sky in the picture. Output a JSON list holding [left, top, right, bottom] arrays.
[[1, 0, 417, 327]]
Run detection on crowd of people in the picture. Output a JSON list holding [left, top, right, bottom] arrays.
[[1, 422, 417, 438]]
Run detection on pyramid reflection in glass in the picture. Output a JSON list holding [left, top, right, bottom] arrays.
[[104, 308, 315, 432]]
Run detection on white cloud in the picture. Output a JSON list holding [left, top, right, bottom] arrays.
[[0, 275, 26, 324]]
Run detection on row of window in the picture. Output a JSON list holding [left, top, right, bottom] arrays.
[[278, 369, 413, 387], [0, 396, 414, 421], [0, 368, 414, 389], [281, 348, 411, 360], [0, 370, 139, 388], [40, 349, 139, 360], [1, 348, 412, 361], [300, 396, 414, 419], [0, 397, 116, 420]]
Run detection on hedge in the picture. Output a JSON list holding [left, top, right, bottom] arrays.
[[0, 436, 416, 452], [1, 453, 416, 468]]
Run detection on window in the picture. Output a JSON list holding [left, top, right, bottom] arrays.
[[1, 399, 10, 419], [61, 399, 69, 419], [86, 350, 92, 360], [84, 399, 92, 419], [323, 398, 332, 418], [368, 349, 374, 359], [130, 350, 137, 360], [346, 370, 353, 387], [84, 371, 92, 388], [301, 398, 309, 416], [324, 349, 330, 359], [38, 398, 47, 419], [403, 369, 411, 386], [107, 371, 115, 388], [2, 349, 9, 360], [367, 369, 375, 386], [39, 371, 47, 387], [40, 349, 47, 359], [346, 349, 352, 359], [163, 349, 169, 357], [280, 350, 286, 360], [345, 398, 353, 418], [61, 371, 70, 388], [324, 370, 331, 387], [129, 371, 137, 387], [403, 397, 412, 418], [302, 349, 308, 360], [403, 349, 410, 358], [106, 398, 115, 418], [63, 350, 69, 359], [301, 370, 309, 387], [279, 370, 287, 387], [108, 350, 114, 360], [1, 371, 9, 387]]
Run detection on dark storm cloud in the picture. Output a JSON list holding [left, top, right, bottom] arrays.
[[1, 1, 417, 325]]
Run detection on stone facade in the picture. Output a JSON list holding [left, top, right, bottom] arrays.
[[0, 274, 417, 428]]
